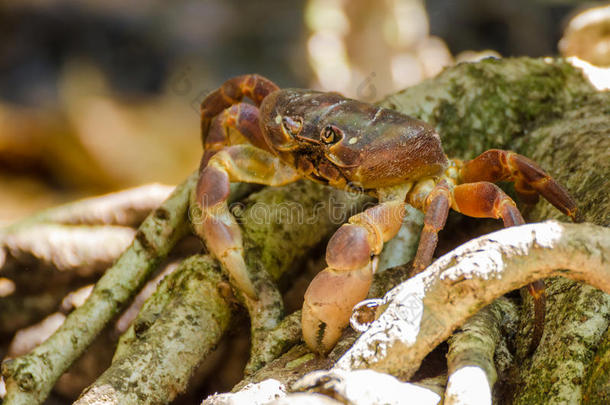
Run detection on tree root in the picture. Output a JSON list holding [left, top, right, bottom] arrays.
[[1, 224, 135, 276]]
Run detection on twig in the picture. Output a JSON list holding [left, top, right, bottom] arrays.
[[445, 297, 518, 405], [75, 255, 230, 405], [1, 224, 135, 276], [4, 184, 174, 229], [1, 173, 197, 405], [335, 221, 610, 379]]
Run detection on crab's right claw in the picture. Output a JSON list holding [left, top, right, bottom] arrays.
[[302, 263, 374, 354], [302, 200, 405, 354]]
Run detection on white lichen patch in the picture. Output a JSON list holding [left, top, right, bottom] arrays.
[[435, 221, 564, 283], [445, 366, 492, 405], [531, 220, 564, 248], [202, 379, 286, 405], [294, 369, 440, 405]]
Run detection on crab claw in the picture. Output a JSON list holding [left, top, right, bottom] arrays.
[[302, 262, 374, 354]]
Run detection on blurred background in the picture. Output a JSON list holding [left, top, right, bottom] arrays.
[[1, 0, 609, 225], [0, 1, 609, 403]]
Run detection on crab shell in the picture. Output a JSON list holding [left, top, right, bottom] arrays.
[[259, 89, 449, 190]]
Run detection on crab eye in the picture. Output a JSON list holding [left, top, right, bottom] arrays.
[[321, 125, 343, 144], [281, 116, 303, 136]]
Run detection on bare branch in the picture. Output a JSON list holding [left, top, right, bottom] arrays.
[[6, 184, 174, 229], [75, 255, 230, 405], [1, 224, 135, 276]]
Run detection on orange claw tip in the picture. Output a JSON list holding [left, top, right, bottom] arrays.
[[302, 266, 374, 354], [301, 301, 343, 355]]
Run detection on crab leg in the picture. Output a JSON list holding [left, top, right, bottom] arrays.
[[193, 145, 301, 298], [459, 149, 578, 219], [302, 198, 406, 354], [202, 102, 273, 166], [409, 180, 546, 353], [200, 74, 279, 139], [451, 181, 545, 354], [411, 180, 451, 276]]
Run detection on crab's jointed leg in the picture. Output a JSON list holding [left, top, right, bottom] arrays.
[[194, 145, 301, 298], [202, 102, 274, 166], [200, 74, 279, 137], [409, 179, 546, 353], [460, 149, 578, 219], [451, 181, 546, 353], [302, 195, 407, 354], [411, 179, 451, 276], [458, 149, 579, 352], [200, 74, 278, 167], [195, 74, 288, 298]]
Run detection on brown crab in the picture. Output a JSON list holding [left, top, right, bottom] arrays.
[[191, 74, 577, 355]]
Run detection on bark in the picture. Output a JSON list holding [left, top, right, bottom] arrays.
[[445, 297, 519, 404]]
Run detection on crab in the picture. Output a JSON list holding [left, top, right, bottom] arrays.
[[191, 74, 577, 355]]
